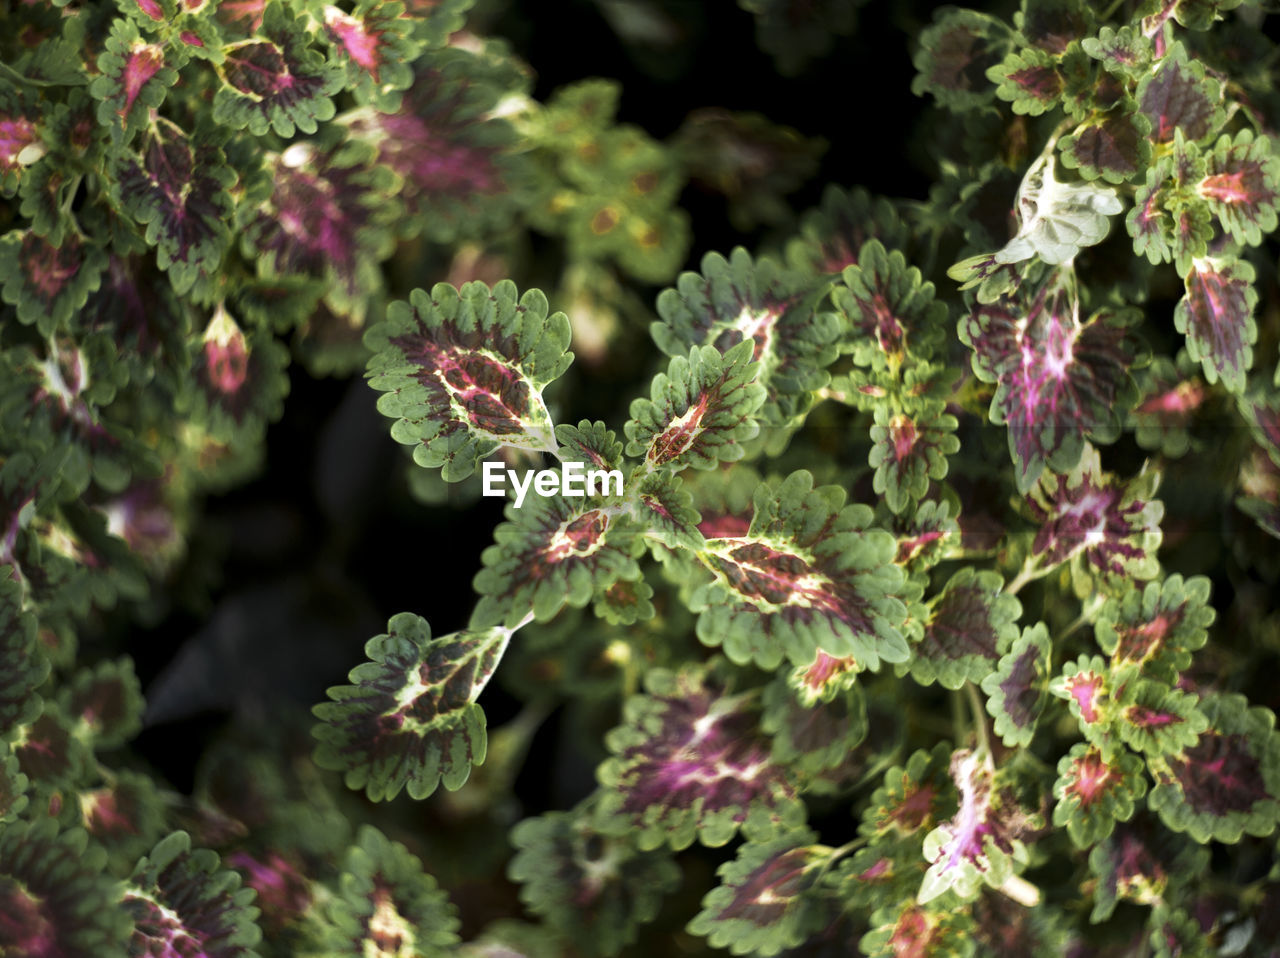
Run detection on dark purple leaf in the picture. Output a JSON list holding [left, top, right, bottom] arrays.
[[959, 271, 1137, 492]]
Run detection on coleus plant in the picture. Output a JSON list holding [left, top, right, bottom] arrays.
[[3, 0, 1280, 956]]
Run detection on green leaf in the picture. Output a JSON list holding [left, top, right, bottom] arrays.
[[911, 7, 1011, 112], [625, 340, 765, 471], [652, 248, 840, 425], [761, 676, 868, 778], [1126, 133, 1213, 275], [366, 281, 573, 480], [1059, 103, 1152, 184], [123, 831, 263, 958], [1094, 574, 1214, 682], [0, 572, 50, 738], [687, 830, 829, 956], [508, 809, 680, 957], [987, 47, 1063, 116], [312, 613, 510, 801], [689, 470, 909, 671], [982, 623, 1052, 748], [0, 740, 28, 824], [834, 239, 949, 367], [995, 153, 1123, 266], [326, 825, 460, 958], [869, 399, 960, 514], [906, 568, 1021, 691], [213, 1, 342, 137]]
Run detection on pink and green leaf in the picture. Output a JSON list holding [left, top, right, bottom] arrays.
[[653, 248, 840, 425], [910, 7, 1012, 112], [89, 19, 177, 144], [59, 657, 143, 750], [918, 749, 1031, 903], [859, 743, 956, 843], [628, 468, 704, 553], [1080, 25, 1153, 79], [470, 495, 640, 629], [1174, 256, 1257, 394], [869, 400, 960, 514], [1146, 693, 1280, 843], [1024, 443, 1165, 584], [687, 832, 829, 956], [326, 825, 460, 956], [1136, 41, 1224, 145], [625, 340, 764, 471], [0, 818, 131, 956], [959, 273, 1137, 493], [761, 677, 868, 779], [689, 470, 909, 671], [594, 667, 804, 850], [322, 1, 417, 109], [1087, 815, 1209, 922], [312, 612, 509, 801], [1059, 104, 1152, 184], [243, 138, 394, 315], [1052, 743, 1147, 847], [1197, 128, 1280, 246], [123, 832, 262, 958], [906, 567, 1021, 690], [1050, 655, 1115, 749], [1115, 678, 1209, 757], [987, 47, 1062, 116], [1094, 574, 1214, 682], [835, 239, 949, 367], [213, 1, 342, 137], [366, 281, 573, 480], [785, 185, 908, 277], [346, 48, 525, 244], [112, 119, 236, 296], [0, 230, 106, 337]]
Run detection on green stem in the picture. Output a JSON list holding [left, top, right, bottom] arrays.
[[0, 61, 82, 88], [964, 682, 991, 760], [1098, 0, 1127, 21]]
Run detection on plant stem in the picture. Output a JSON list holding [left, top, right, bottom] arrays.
[[964, 682, 991, 759]]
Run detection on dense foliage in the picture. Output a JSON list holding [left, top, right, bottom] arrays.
[[3, 0, 1280, 955]]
